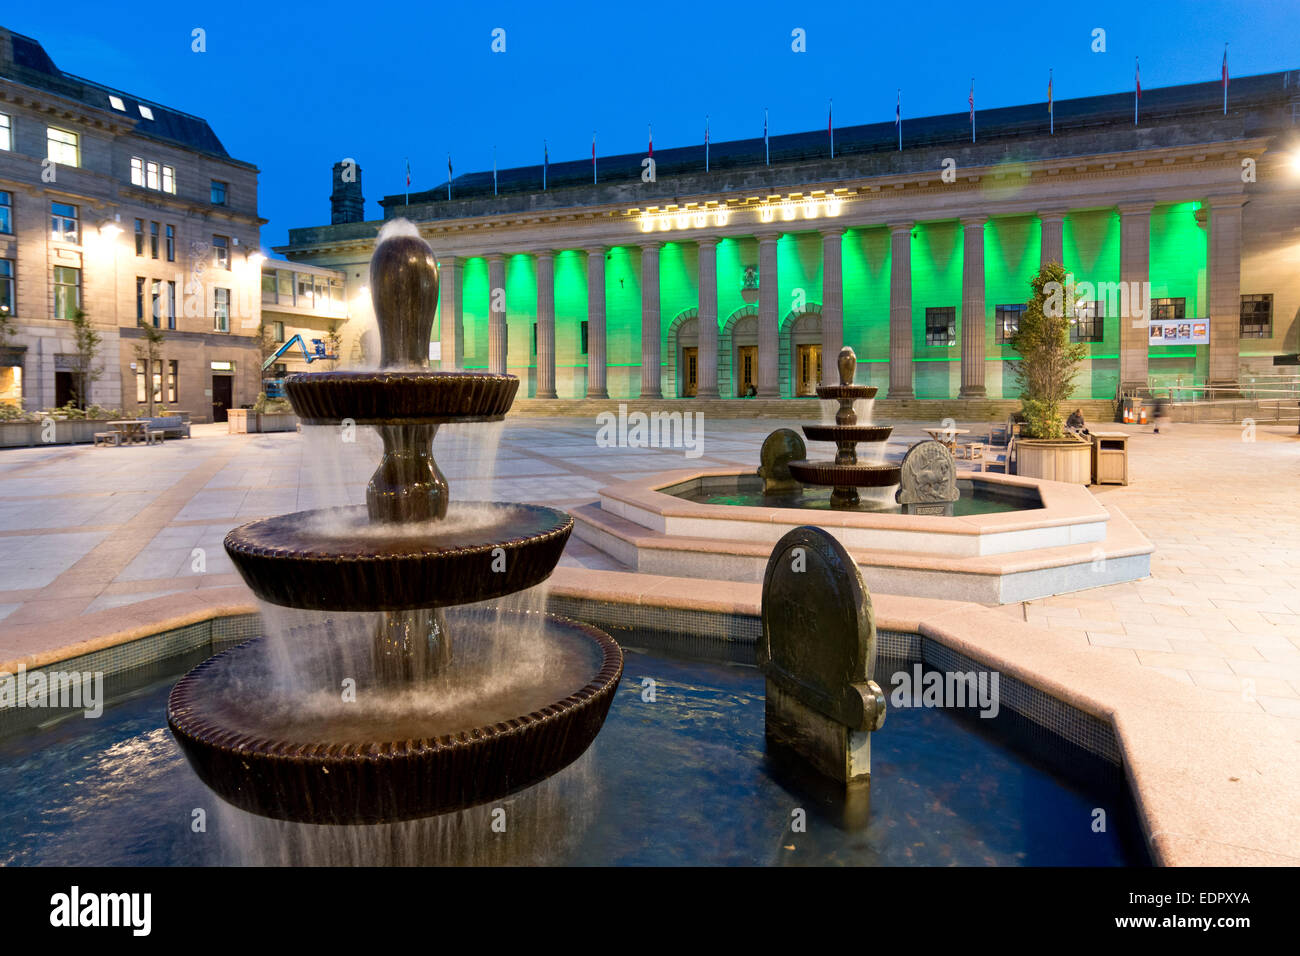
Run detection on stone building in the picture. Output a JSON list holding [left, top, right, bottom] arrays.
[[281, 70, 1300, 404], [259, 258, 352, 383], [0, 27, 263, 421]]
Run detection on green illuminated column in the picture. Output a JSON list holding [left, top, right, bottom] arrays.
[[585, 246, 608, 398], [697, 237, 720, 398], [488, 253, 507, 375], [640, 241, 662, 398], [1118, 204, 1152, 390], [960, 216, 988, 398], [888, 222, 914, 398], [758, 233, 780, 397], [535, 252, 557, 399], [821, 228, 844, 369], [1207, 196, 1245, 388], [439, 255, 463, 370], [1039, 210, 1067, 267]]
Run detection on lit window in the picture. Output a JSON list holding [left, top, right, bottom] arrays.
[[1240, 294, 1273, 339], [214, 288, 230, 332], [136, 277, 145, 320], [134, 219, 144, 256], [925, 307, 956, 347], [53, 266, 81, 319], [50, 202, 79, 244], [162, 165, 175, 194], [277, 271, 293, 301], [1071, 301, 1104, 343], [168, 360, 178, 403], [213, 235, 229, 270], [109, 95, 125, 111], [46, 127, 79, 167], [0, 113, 10, 151], [138, 105, 154, 120], [151, 279, 162, 328], [0, 259, 14, 319], [131, 156, 144, 186], [0, 191, 11, 235], [210, 181, 227, 206], [297, 275, 313, 306], [167, 282, 177, 330], [995, 304, 1025, 345], [146, 161, 159, 191], [1151, 298, 1186, 321]]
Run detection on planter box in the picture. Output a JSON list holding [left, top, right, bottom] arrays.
[[0, 419, 119, 448], [228, 409, 299, 434], [1014, 439, 1092, 484]]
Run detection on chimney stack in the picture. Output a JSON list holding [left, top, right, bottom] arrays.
[[331, 160, 365, 224]]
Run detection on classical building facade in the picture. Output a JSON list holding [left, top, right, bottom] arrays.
[[281, 71, 1300, 402], [0, 28, 263, 421]]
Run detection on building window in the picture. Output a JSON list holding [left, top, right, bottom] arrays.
[[925, 307, 956, 347], [1240, 294, 1273, 339], [211, 181, 228, 206], [261, 273, 276, 301], [136, 277, 145, 321], [50, 202, 79, 244], [994, 304, 1024, 345], [134, 218, 144, 255], [277, 271, 293, 303], [330, 279, 344, 307], [147, 162, 161, 190], [0, 259, 13, 319], [108, 95, 125, 112], [53, 266, 81, 319], [136, 366, 146, 403], [580, 320, 589, 354], [0, 191, 10, 235], [531, 323, 537, 354], [165, 224, 175, 262], [46, 127, 79, 167], [167, 281, 177, 330], [0, 113, 10, 151], [296, 274, 313, 307], [167, 360, 178, 403], [1071, 300, 1104, 342], [273, 321, 285, 343], [151, 280, 162, 328], [1151, 297, 1186, 321], [131, 156, 144, 186], [150, 221, 160, 259], [213, 235, 229, 270], [214, 288, 230, 332], [138, 105, 154, 121], [162, 165, 175, 194]]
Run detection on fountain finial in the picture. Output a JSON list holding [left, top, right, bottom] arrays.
[[370, 219, 440, 369], [838, 346, 857, 386]]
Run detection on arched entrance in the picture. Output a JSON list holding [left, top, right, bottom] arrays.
[[780, 304, 823, 396], [720, 306, 759, 398], [665, 308, 700, 398]]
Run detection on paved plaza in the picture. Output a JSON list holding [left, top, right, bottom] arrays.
[[0, 416, 1298, 731]]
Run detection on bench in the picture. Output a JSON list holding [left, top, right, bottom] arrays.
[[144, 416, 190, 439], [93, 431, 121, 447]]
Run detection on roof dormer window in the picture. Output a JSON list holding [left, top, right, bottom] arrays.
[[138, 105, 154, 120], [109, 95, 125, 111]]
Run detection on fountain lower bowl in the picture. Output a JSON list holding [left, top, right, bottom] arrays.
[[166, 609, 624, 825], [786, 461, 903, 488], [286, 370, 519, 425], [224, 503, 572, 611]]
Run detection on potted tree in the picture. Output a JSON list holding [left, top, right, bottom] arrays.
[[1009, 263, 1092, 484]]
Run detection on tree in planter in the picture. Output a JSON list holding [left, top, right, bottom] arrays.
[[133, 321, 166, 419], [69, 309, 105, 410], [1010, 263, 1088, 439], [323, 326, 344, 371]]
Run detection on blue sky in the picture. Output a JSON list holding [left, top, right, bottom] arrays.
[[8, 0, 1298, 247]]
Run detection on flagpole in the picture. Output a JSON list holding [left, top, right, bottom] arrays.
[[405, 156, 409, 206], [447, 153, 451, 201], [897, 89, 902, 151], [1049, 69, 1054, 135], [1223, 43, 1229, 115], [592, 131, 597, 185], [493, 146, 497, 196], [764, 108, 770, 166], [970, 78, 975, 143], [829, 98, 834, 158], [543, 140, 547, 190], [1134, 57, 1139, 126], [705, 114, 709, 172]]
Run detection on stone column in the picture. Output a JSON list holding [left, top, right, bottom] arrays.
[[1207, 196, 1246, 388], [585, 247, 608, 398], [535, 251, 557, 399], [821, 229, 844, 373], [438, 255, 463, 370], [696, 237, 720, 398], [757, 233, 780, 397], [640, 241, 662, 399], [959, 216, 987, 398], [887, 222, 914, 399], [1039, 209, 1067, 268], [1118, 204, 1152, 390], [487, 254, 507, 375]]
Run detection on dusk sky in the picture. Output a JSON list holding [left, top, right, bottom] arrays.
[[10, 1, 1299, 248]]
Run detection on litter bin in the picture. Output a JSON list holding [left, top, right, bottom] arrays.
[[1091, 431, 1130, 486]]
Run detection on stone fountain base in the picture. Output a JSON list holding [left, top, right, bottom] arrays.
[[167, 608, 623, 825]]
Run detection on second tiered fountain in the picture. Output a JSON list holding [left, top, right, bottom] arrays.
[[787, 346, 902, 507], [167, 221, 623, 825]]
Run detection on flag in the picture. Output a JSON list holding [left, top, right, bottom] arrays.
[[705, 115, 710, 172], [1222, 43, 1229, 115], [648, 124, 653, 160], [1135, 57, 1141, 125], [969, 78, 975, 142], [492, 146, 497, 196], [895, 89, 901, 150], [405, 158, 411, 187], [764, 108, 769, 165], [1048, 69, 1054, 134], [592, 131, 596, 184], [543, 139, 548, 190], [828, 98, 834, 158], [447, 153, 452, 200]]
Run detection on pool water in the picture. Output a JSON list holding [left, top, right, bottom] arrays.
[[0, 642, 1146, 866], [665, 476, 1042, 516]]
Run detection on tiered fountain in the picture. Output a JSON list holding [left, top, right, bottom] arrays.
[[167, 221, 623, 825], [787, 346, 901, 507]]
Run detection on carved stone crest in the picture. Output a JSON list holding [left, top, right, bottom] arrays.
[[896, 440, 959, 515]]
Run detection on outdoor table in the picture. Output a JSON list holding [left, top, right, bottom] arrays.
[[923, 427, 970, 452], [109, 420, 148, 445]]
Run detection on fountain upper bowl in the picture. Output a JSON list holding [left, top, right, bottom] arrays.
[[285, 370, 519, 425]]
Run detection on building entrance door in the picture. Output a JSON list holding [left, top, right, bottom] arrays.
[[211, 375, 233, 423], [55, 371, 76, 409], [737, 346, 758, 396], [682, 347, 698, 397], [795, 344, 822, 396]]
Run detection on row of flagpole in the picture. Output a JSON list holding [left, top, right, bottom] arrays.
[[410, 44, 1231, 201]]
